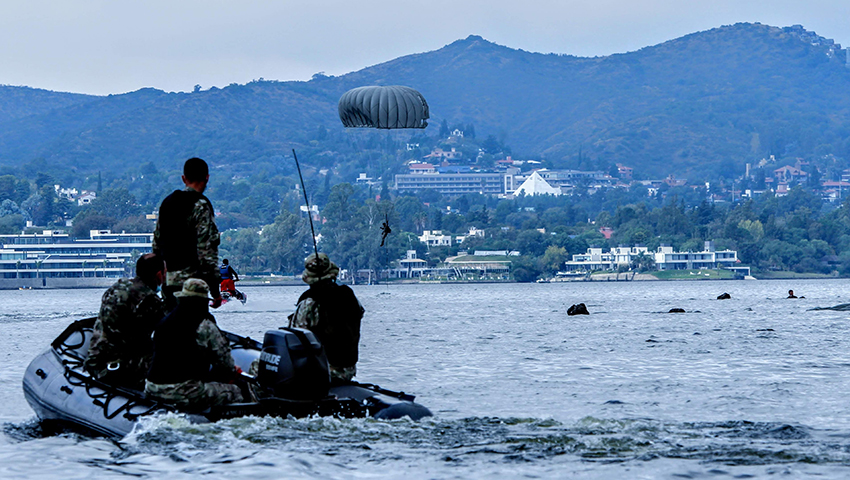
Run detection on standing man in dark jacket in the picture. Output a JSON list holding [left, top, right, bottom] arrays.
[[145, 278, 244, 410], [289, 253, 364, 384], [85, 253, 166, 389], [153, 157, 221, 310]]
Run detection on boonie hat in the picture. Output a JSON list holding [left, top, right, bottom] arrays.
[[175, 278, 211, 298], [302, 253, 340, 285]]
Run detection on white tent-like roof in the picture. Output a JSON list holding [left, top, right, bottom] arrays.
[[515, 171, 560, 196]]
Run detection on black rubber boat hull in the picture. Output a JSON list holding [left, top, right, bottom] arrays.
[[22, 318, 432, 439]]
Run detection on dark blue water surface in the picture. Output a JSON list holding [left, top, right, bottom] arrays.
[[3, 279, 850, 479]]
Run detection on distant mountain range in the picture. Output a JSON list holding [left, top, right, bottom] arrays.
[[2, 22, 850, 181]]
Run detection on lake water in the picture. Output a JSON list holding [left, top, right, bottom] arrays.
[[3, 279, 850, 479]]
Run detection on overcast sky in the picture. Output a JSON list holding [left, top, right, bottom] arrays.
[[2, 1, 848, 95]]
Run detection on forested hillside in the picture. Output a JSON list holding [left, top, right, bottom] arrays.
[[0, 86, 93, 123], [2, 23, 850, 182]]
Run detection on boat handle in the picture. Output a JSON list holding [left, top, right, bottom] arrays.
[[60, 386, 73, 394], [35, 369, 46, 379]]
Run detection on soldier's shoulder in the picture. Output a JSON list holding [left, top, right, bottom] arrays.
[[104, 278, 133, 296], [196, 317, 224, 339], [127, 277, 156, 294], [193, 196, 214, 215], [336, 283, 359, 299], [137, 289, 164, 308]]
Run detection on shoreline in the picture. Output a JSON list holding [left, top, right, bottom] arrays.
[[1, 274, 842, 290]]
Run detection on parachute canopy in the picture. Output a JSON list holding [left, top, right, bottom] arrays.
[[338, 86, 429, 129]]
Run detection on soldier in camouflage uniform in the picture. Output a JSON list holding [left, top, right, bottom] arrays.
[[85, 253, 166, 390], [152, 157, 222, 311], [145, 279, 244, 410], [289, 253, 364, 384]]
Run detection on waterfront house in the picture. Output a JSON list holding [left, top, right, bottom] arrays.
[[419, 230, 452, 247], [565, 242, 740, 273], [397, 250, 428, 278]]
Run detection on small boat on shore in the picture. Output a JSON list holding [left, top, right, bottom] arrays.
[[23, 318, 431, 439]]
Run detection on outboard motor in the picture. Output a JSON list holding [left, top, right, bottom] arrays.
[[257, 327, 330, 399]]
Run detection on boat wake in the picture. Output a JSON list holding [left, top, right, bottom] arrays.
[[116, 415, 850, 466], [6, 414, 850, 479]]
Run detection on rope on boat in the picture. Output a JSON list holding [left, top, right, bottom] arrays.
[[53, 322, 171, 422]]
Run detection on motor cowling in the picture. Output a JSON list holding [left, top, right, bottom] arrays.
[[257, 328, 330, 399]]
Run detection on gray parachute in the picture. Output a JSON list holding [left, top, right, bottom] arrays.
[[338, 86, 429, 129]]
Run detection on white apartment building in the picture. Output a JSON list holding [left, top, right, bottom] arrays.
[[565, 242, 738, 272], [419, 230, 452, 247]]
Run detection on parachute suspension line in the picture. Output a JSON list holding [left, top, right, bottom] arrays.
[[379, 209, 393, 291], [292, 149, 319, 258], [384, 236, 390, 292]]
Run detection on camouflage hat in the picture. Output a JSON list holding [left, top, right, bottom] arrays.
[[302, 253, 340, 285], [174, 278, 211, 298]]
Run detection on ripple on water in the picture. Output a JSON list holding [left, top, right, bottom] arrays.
[[3, 413, 850, 478], [7, 281, 850, 478], [107, 413, 850, 468]]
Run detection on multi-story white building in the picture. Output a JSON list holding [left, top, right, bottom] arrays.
[[395, 172, 503, 195], [0, 230, 152, 285], [565, 245, 650, 271], [455, 226, 485, 244], [418, 230, 452, 247], [565, 242, 739, 272], [654, 243, 738, 270]]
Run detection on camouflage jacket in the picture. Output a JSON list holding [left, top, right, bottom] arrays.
[[196, 318, 237, 377], [152, 186, 221, 296], [289, 281, 364, 382], [144, 318, 242, 408], [85, 277, 166, 379]]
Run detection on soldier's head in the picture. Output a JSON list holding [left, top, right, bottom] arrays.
[[222, 259, 229, 265], [302, 252, 339, 285], [136, 253, 165, 289], [182, 157, 210, 193], [175, 278, 212, 310]]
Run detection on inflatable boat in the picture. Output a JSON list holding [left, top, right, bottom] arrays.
[[22, 318, 431, 439]]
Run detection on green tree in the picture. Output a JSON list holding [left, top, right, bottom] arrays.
[[511, 255, 541, 282], [630, 252, 656, 272], [71, 214, 114, 238], [113, 215, 154, 233], [322, 183, 357, 229], [539, 245, 568, 274], [394, 195, 425, 232], [0, 214, 25, 234], [259, 211, 311, 274], [0, 176, 17, 202], [84, 188, 141, 219], [439, 119, 449, 137]]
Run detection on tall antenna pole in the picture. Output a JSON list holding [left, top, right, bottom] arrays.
[[293, 149, 319, 258]]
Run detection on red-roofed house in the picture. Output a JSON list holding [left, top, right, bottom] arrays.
[[617, 164, 633, 181], [663, 175, 687, 187], [408, 163, 436, 174], [424, 147, 462, 162], [774, 165, 807, 184]]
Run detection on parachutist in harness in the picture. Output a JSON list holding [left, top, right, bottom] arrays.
[[379, 215, 392, 247]]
